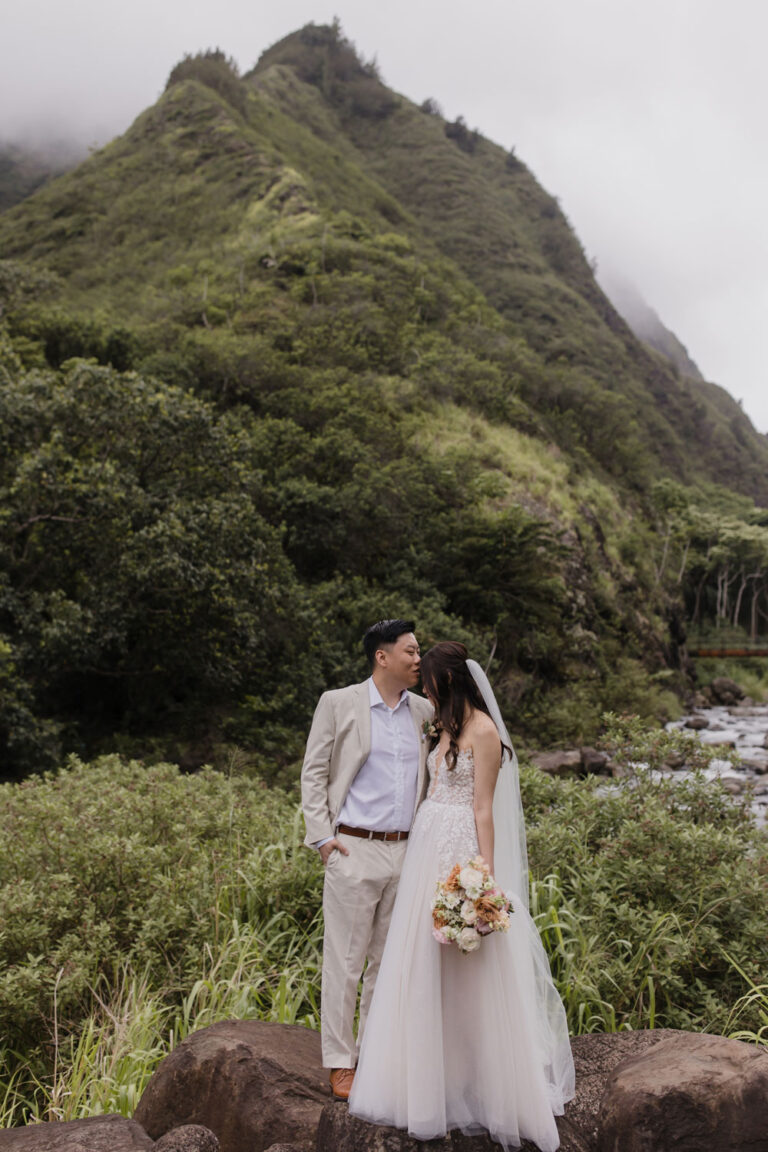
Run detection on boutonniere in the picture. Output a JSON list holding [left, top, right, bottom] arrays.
[[422, 719, 439, 742]]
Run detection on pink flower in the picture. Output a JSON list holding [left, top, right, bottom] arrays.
[[432, 927, 449, 945]]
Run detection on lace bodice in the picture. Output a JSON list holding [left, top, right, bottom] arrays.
[[426, 744, 475, 806], [420, 744, 479, 880]]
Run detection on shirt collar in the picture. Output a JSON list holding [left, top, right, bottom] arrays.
[[368, 677, 409, 711]]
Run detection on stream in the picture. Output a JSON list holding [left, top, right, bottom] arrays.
[[665, 703, 768, 828]]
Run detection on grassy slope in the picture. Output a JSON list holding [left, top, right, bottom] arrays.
[[1, 34, 765, 501], [247, 33, 768, 502], [346, 100, 768, 497]]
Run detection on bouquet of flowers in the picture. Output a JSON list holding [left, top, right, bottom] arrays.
[[431, 856, 512, 953]]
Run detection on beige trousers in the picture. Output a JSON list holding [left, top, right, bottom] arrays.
[[321, 830, 408, 1068]]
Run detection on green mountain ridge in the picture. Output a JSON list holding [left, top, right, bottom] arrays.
[[0, 27, 765, 773], [3, 29, 763, 496], [248, 31, 768, 494]]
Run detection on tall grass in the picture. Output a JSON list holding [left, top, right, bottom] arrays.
[[723, 954, 768, 1047], [5, 871, 763, 1128], [0, 912, 322, 1127], [1, 734, 765, 1128]]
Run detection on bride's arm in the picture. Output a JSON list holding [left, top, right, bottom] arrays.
[[472, 725, 502, 876]]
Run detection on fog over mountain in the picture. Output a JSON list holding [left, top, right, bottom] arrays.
[[598, 271, 704, 383], [1, 0, 766, 432]]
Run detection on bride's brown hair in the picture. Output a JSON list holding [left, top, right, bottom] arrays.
[[420, 641, 493, 771]]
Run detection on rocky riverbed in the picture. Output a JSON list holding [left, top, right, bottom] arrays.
[[666, 700, 768, 828]]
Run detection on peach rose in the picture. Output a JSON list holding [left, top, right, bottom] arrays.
[[476, 894, 505, 922]]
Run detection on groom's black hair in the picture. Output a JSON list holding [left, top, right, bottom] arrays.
[[363, 619, 416, 668]]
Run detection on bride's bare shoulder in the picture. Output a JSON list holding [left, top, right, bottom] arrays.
[[466, 710, 500, 745]]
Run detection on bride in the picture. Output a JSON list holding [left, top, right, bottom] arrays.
[[348, 642, 575, 1151]]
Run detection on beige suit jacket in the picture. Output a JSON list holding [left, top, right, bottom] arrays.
[[301, 680, 434, 848]]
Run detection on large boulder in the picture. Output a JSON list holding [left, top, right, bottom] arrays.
[[709, 677, 745, 706], [134, 1021, 330, 1152], [317, 1103, 517, 1150], [596, 1032, 768, 1152], [530, 750, 582, 776], [565, 1029, 677, 1149], [316, 1032, 681, 1152], [0, 1115, 153, 1150], [579, 748, 610, 775]]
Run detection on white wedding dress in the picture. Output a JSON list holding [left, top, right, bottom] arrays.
[[348, 745, 575, 1151]]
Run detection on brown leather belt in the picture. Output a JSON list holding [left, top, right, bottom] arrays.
[[336, 823, 409, 842]]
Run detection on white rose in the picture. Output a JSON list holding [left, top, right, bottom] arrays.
[[460, 899, 477, 925], [458, 926, 481, 952], [459, 866, 484, 898]]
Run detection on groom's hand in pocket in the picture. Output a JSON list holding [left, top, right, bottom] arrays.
[[319, 837, 350, 866]]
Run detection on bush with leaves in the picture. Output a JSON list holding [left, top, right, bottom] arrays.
[[522, 714, 767, 1034], [0, 756, 319, 1057], [166, 50, 247, 117], [1, 725, 765, 1122]]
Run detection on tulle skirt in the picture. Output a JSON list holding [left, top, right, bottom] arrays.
[[348, 798, 575, 1151]]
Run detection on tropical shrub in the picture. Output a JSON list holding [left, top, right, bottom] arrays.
[[2, 723, 764, 1120]]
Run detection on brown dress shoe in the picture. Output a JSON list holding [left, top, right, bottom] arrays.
[[329, 1067, 355, 1100]]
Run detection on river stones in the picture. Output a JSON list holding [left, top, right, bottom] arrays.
[[530, 749, 610, 776], [530, 750, 582, 776], [741, 755, 768, 773], [579, 747, 610, 774], [709, 677, 745, 706]]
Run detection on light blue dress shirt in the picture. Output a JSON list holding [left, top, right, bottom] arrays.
[[317, 678, 421, 848]]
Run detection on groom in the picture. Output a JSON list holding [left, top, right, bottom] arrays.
[[301, 619, 433, 1100]]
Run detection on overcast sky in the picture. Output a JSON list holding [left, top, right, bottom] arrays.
[[2, 0, 767, 433]]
